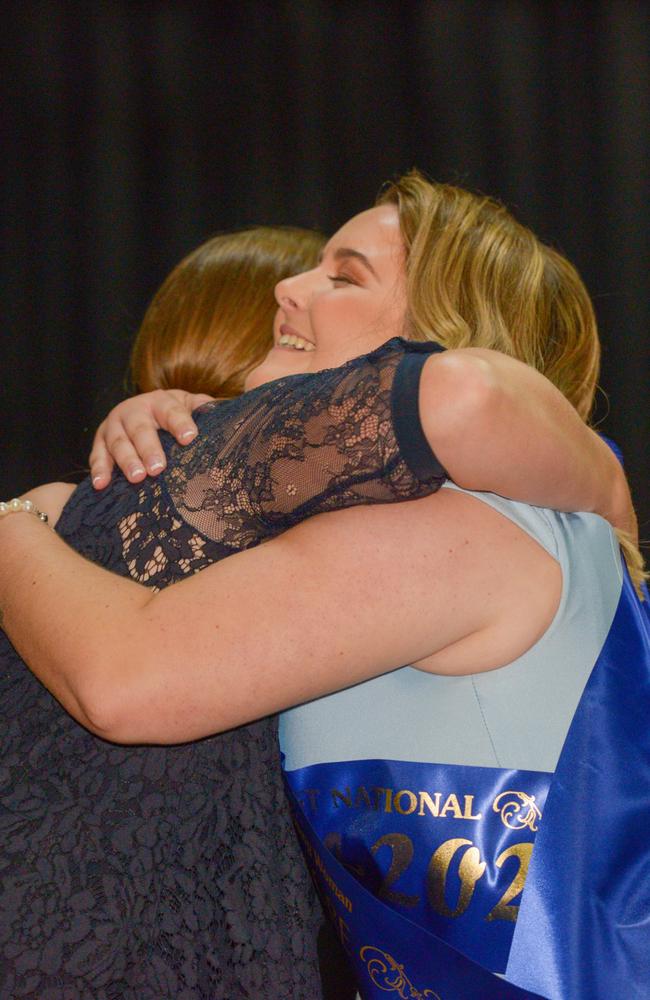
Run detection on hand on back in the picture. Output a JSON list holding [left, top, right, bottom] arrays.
[[89, 389, 212, 488]]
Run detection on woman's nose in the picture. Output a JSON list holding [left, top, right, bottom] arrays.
[[275, 268, 322, 311], [275, 273, 305, 311]]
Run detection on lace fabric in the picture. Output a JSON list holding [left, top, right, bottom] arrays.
[[0, 487, 324, 999], [120, 338, 441, 588], [0, 337, 445, 998]]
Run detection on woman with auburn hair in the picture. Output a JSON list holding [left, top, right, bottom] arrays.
[[0, 172, 647, 1000], [0, 225, 336, 1000]]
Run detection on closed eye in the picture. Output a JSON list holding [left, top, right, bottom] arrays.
[[327, 273, 357, 286]]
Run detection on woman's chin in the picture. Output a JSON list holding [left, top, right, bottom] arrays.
[[244, 346, 312, 391]]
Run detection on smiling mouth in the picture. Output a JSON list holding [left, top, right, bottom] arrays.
[[277, 332, 316, 352]]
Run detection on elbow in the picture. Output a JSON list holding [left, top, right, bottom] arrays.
[[68, 653, 141, 744], [71, 650, 214, 746], [78, 696, 150, 745], [73, 680, 128, 743], [605, 454, 636, 539]]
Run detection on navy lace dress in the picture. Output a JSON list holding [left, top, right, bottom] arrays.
[[0, 338, 445, 999]]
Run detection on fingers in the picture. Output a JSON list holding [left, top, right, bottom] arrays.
[[89, 424, 116, 489], [102, 427, 151, 483], [153, 402, 199, 447], [158, 390, 213, 444], [121, 393, 201, 472], [89, 409, 153, 487], [89, 390, 214, 489], [90, 427, 147, 487]]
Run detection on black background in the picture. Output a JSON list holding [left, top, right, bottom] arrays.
[[1, 0, 648, 548]]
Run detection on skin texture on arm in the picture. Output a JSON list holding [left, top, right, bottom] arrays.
[[0, 488, 559, 745], [418, 349, 635, 537], [15, 482, 77, 527], [88, 348, 635, 538]]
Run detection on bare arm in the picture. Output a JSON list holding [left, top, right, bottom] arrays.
[[13, 482, 77, 528], [0, 489, 556, 744], [419, 349, 634, 536], [88, 349, 634, 537]]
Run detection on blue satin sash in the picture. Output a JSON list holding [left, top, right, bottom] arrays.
[[286, 758, 549, 973], [283, 766, 546, 999], [506, 568, 650, 998], [283, 565, 650, 999]]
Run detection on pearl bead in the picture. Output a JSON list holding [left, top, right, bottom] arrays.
[[0, 497, 49, 525]]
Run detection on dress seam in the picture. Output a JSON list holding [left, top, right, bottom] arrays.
[[470, 677, 502, 767]]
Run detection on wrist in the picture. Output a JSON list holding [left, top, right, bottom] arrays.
[[0, 497, 49, 524], [0, 510, 47, 626]]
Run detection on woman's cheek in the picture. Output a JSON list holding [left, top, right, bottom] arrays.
[[312, 293, 367, 344]]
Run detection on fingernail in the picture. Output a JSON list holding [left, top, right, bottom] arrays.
[[179, 428, 196, 441], [128, 465, 146, 480], [148, 459, 164, 473], [92, 474, 105, 488]]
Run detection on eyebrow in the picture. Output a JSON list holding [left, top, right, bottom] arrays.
[[318, 246, 379, 280]]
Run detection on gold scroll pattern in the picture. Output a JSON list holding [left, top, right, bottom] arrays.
[[492, 791, 542, 832], [360, 946, 443, 999]]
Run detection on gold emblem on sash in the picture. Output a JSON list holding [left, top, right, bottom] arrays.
[[360, 945, 442, 998], [492, 791, 542, 831]]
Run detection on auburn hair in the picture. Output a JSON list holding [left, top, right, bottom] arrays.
[[129, 226, 325, 398]]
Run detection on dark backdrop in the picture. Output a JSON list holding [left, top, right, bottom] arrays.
[[2, 0, 648, 547]]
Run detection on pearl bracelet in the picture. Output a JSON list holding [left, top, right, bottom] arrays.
[[0, 498, 49, 523]]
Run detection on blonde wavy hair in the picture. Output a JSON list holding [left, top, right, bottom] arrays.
[[129, 226, 325, 398], [378, 170, 646, 591]]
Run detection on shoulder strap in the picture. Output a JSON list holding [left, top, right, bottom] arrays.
[[391, 345, 447, 482]]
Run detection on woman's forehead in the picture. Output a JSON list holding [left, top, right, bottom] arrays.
[[325, 205, 404, 273]]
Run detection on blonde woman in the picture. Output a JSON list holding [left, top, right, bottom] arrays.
[[1, 174, 646, 999]]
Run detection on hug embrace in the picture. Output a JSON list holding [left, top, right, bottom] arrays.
[[0, 172, 648, 999]]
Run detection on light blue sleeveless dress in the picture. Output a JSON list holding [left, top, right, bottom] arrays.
[[280, 487, 633, 998], [281, 486, 622, 776]]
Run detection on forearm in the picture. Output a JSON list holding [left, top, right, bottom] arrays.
[[421, 350, 634, 535], [0, 515, 151, 732]]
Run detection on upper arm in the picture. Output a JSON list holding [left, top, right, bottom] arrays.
[[418, 347, 573, 485], [101, 489, 559, 743], [419, 348, 634, 535]]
